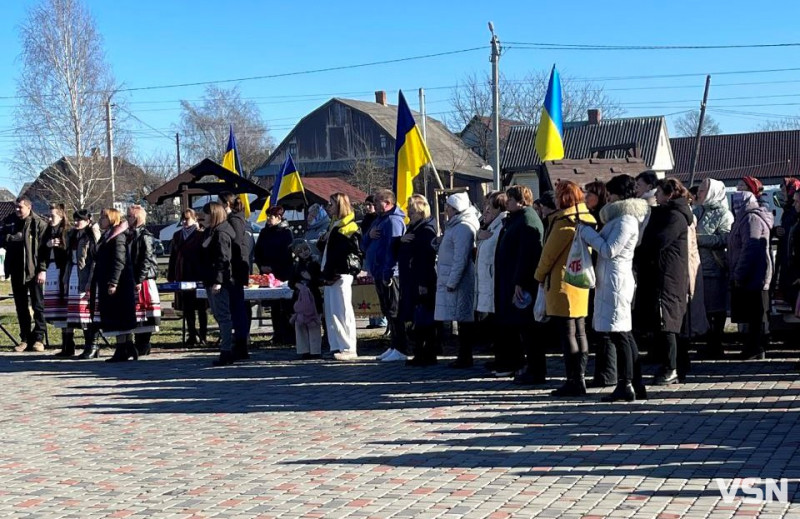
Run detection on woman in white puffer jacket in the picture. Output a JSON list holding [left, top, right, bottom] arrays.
[[474, 191, 508, 314], [578, 174, 650, 402]]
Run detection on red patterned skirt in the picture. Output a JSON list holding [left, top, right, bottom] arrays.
[[43, 263, 68, 327], [134, 279, 161, 334], [66, 266, 92, 328]]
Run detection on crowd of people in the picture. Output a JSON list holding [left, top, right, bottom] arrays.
[[4, 171, 795, 401]]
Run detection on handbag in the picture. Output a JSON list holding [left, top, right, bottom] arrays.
[[533, 284, 549, 323]]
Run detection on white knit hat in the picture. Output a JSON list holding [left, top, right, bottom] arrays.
[[446, 192, 470, 213]]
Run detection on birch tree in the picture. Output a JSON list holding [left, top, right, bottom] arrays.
[[13, 0, 123, 210]]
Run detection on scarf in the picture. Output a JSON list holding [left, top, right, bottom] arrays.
[[181, 224, 197, 241]]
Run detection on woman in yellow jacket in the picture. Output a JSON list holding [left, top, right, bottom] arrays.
[[534, 180, 597, 397]]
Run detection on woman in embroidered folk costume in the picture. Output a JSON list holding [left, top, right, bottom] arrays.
[[126, 205, 161, 356], [92, 208, 138, 362], [43, 204, 70, 355], [65, 210, 102, 359]]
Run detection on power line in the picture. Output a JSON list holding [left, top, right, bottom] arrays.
[[574, 67, 800, 82], [0, 46, 483, 100], [506, 41, 800, 51]]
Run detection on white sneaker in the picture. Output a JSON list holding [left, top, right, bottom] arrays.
[[376, 348, 395, 361], [381, 349, 408, 362], [334, 350, 358, 361]]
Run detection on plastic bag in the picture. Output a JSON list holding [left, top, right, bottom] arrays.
[[533, 284, 549, 323], [563, 231, 596, 289]]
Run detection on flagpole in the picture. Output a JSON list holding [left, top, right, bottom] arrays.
[[416, 89, 444, 190]]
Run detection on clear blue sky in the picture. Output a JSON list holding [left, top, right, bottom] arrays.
[[1, 0, 800, 190]]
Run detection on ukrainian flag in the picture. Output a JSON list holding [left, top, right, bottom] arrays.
[[535, 65, 565, 161], [394, 90, 433, 219], [221, 125, 251, 218], [257, 153, 306, 223]]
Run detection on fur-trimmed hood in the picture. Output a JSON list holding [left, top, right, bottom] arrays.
[[599, 197, 650, 225]]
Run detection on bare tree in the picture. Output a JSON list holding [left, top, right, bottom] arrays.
[[448, 70, 624, 137], [13, 0, 124, 210], [179, 85, 274, 178], [674, 110, 722, 137], [349, 134, 393, 195], [759, 116, 800, 131]]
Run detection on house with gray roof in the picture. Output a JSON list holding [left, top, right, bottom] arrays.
[[253, 92, 493, 204], [501, 110, 674, 196], [671, 129, 800, 187]]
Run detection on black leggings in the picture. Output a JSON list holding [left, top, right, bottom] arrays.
[[553, 317, 588, 355]]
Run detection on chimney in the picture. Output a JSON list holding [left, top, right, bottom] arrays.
[[375, 90, 387, 106], [588, 108, 602, 125]]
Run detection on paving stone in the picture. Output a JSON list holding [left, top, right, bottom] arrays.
[[1, 350, 799, 517]]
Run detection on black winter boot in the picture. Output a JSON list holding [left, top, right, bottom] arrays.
[[106, 342, 138, 363], [78, 328, 100, 359], [552, 353, 587, 397], [212, 350, 236, 366], [601, 380, 636, 402], [232, 338, 250, 360], [55, 333, 76, 357]]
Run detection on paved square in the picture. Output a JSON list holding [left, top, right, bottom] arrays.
[[1, 348, 799, 518]]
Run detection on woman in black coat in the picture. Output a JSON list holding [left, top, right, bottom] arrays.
[[168, 208, 208, 345], [493, 185, 545, 381], [254, 205, 296, 344], [127, 205, 160, 357], [92, 208, 138, 362], [202, 202, 238, 366], [398, 195, 438, 366], [634, 178, 692, 385], [218, 192, 253, 360]]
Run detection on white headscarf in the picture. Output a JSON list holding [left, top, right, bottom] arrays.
[[702, 178, 728, 209]]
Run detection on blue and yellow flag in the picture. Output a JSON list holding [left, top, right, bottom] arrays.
[[257, 153, 306, 223], [221, 125, 251, 218], [535, 65, 565, 161], [393, 90, 433, 220]]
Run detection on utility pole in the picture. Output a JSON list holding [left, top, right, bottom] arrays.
[[688, 74, 711, 189], [489, 21, 502, 191], [419, 88, 429, 198], [105, 97, 116, 207], [175, 132, 182, 175]]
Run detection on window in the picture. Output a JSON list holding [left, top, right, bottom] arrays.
[[380, 134, 387, 150], [288, 142, 297, 156]]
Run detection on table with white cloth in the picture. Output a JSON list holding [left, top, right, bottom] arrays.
[[198, 285, 294, 334], [196, 285, 294, 301]]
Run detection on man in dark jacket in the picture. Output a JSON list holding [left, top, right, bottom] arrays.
[[254, 205, 296, 345], [3, 196, 49, 352], [363, 189, 407, 361], [219, 192, 253, 360]]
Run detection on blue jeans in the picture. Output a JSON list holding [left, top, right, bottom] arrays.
[[207, 285, 233, 352], [229, 284, 250, 344]]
